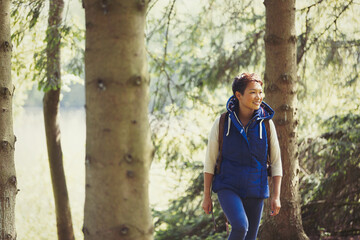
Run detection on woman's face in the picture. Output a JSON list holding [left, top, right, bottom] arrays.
[[235, 81, 263, 111]]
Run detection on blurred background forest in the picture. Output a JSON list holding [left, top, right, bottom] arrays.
[[10, 0, 360, 239]]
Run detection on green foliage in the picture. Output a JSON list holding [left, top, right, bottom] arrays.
[[151, 87, 226, 170], [150, 88, 229, 239], [63, 47, 85, 78], [296, 0, 360, 137], [147, 0, 265, 114], [148, 0, 360, 238], [37, 24, 85, 91], [10, 0, 85, 110], [11, 0, 46, 46], [10, 0, 360, 237], [23, 82, 85, 108], [299, 113, 360, 237], [153, 172, 229, 240]]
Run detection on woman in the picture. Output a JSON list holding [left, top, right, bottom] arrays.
[[202, 73, 282, 240]]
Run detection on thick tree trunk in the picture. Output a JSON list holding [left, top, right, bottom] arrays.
[[43, 0, 75, 239], [259, 1, 309, 240], [0, 0, 17, 239], [83, 1, 153, 240]]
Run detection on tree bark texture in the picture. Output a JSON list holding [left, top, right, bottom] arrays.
[[83, 1, 153, 240], [259, 1, 309, 239], [0, 0, 17, 239], [43, 0, 75, 239]]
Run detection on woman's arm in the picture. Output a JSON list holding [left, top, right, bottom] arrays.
[[268, 120, 282, 216], [203, 117, 220, 174], [270, 175, 282, 216], [202, 172, 214, 214], [269, 120, 283, 177], [202, 117, 220, 214]]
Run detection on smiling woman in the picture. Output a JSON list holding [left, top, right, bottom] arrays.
[[202, 73, 283, 240], [233, 73, 264, 126]]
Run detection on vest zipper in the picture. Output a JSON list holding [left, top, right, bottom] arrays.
[[233, 113, 255, 137], [245, 120, 255, 137]]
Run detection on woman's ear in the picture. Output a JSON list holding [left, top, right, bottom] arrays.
[[235, 91, 242, 101]]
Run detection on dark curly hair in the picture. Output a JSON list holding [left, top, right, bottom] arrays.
[[232, 73, 263, 96]]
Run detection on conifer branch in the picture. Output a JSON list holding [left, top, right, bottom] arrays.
[[297, 0, 354, 64]]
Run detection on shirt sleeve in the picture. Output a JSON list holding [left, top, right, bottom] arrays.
[[269, 119, 283, 176], [203, 116, 220, 174]]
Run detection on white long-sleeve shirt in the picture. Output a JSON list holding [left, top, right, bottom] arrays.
[[204, 116, 283, 176]]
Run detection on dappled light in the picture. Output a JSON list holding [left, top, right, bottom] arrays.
[[1, 0, 359, 239]]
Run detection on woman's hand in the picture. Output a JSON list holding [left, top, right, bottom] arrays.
[[270, 175, 282, 216], [203, 173, 214, 214], [202, 195, 212, 214], [270, 195, 281, 216]]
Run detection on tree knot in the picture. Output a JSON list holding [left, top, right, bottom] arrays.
[[129, 75, 142, 86], [8, 176, 17, 187], [1, 140, 14, 151], [82, 226, 90, 235], [124, 154, 133, 163], [264, 34, 283, 45], [1, 87, 12, 98], [5, 233, 13, 240], [266, 84, 280, 93], [280, 74, 293, 83], [101, 0, 109, 15], [120, 225, 129, 235], [97, 79, 106, 91], [127, 170, 135, 178], [1, 41, 12, 52], [137, 0, 146, 11], [280, 104, 291, 111]]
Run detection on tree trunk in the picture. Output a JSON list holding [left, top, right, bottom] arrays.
[[0, 0, 17, 239], [83, 1, 153, 240], [43, 0, 75, 239], [259, 1, 308, 239]]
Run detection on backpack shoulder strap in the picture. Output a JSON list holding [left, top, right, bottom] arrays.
[[215, 112, 228, 174], [264, 119, 271, 176]]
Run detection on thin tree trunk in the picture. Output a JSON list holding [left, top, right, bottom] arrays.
[[0, 0, 17, 239], [43, 91, 74, 240], [259, 0, 308, 239], [83, 1, 153, 240], [43, 0, 75, 239]]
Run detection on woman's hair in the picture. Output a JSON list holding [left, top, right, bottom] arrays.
[[232, 73, 263, 95]]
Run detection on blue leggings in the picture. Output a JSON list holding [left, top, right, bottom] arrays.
[[217, 190, 264, 240]]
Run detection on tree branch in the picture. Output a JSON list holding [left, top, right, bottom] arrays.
[[301, 0, 354, 59]]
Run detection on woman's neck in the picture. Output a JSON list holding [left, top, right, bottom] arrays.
[[237, 106, 254, 127]]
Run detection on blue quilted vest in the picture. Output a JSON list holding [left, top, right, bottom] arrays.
[[212, 96, 274, 199]]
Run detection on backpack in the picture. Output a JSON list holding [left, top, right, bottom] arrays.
[[214, 112, 272, 176]]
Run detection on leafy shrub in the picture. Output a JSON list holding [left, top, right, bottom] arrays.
[[153, 171, 229, 239], [299, 113, 360, 237]]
